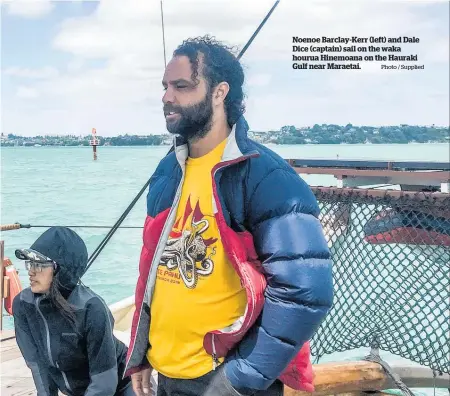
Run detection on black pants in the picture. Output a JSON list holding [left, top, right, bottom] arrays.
[[116, 380, 137, 396], [156, 369, 283, 396]]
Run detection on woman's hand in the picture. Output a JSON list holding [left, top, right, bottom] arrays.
[[131, 367, 154, 396]]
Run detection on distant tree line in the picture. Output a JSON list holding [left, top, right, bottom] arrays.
[[271, 124, 449, 144], [1, 133, 166, 147], [108, 134, 163, 146], [2, 124, 449, 146]]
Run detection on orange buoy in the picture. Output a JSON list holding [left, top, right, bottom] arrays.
[[3, 258, 22, 315]]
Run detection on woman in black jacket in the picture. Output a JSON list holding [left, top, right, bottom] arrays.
[[12, 226, 136, 396]]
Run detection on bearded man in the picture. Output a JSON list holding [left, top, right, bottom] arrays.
[[124, 35, 333, 396]]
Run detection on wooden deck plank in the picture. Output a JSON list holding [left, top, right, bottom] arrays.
[[2, 357, 33, 376], [1, 330, 16, 341], [1, 346, 26, 362], [1, 330, 36, 396], [1, 376, 35, 389], [1, 331, 157, 396], [1, 377, 36, 396]]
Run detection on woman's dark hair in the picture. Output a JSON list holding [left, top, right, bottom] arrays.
[[49, 274, 77, 328], [173, 35, 246, 126]]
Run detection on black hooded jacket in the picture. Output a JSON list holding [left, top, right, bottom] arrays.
[[12, 227, 130, 396]]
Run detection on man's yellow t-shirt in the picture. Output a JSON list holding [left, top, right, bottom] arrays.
[[147, 138, 247, 379]]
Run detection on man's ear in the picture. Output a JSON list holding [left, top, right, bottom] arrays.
[[213, 82, 230, 105]]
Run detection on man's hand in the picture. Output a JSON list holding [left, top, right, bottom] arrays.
[[131, 367, 154, 396]]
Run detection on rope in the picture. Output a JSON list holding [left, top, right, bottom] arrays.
[[364, 346, 415, 396], [1, 223, 142, 231], [35, 225, 141, 229], [0, 223, 21, 231], [82, 177, 151, 275]]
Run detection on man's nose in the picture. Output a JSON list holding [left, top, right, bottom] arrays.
[[162, 87, 175, 104]]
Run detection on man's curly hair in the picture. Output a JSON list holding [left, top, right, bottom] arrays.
[[173, 35, 245, 126]]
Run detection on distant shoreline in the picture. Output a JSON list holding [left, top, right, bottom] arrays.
[[1, 141, 448, 148], [2, 124, 449, 146]]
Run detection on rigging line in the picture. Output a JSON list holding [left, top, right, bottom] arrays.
[[82, 177, 151, 276], [81, 0, 281, 276], [4, 224, 142, 229], [237, 0, 281, 60], [160, 0, 167, 68]]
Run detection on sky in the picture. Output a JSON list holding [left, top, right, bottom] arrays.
[[1, 0, 449, 137]]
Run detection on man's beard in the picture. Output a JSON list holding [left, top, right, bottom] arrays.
[[164, 89, 213, 141]]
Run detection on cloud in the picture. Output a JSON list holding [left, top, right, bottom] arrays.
[[16, 86, 39, 98], [423, 37, 450, 63], [2, 0, 54, 18], [4, 66, 59, 79], [66, 58, 85, 73], [247, 73, 272, 87]]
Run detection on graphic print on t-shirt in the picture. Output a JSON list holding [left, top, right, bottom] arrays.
[[158, 194, 218, 289]]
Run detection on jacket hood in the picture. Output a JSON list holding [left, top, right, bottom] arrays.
[[17, 226, 88, 293]]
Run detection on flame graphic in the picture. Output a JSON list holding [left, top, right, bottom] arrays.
[[169, 195, 217, 247]]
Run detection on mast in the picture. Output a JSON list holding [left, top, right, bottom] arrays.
[[160, 0, 167, 68]]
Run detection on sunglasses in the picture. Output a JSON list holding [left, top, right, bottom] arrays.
[[25, 260, 56, 272]]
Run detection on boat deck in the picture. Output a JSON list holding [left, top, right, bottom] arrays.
[[2, 329, 449, 395], [0, 330, 158, 396], [1, 330, 36, 396]]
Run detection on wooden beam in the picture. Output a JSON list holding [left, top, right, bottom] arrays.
[[292, 167, 450, 182], [310, 186, 450, 200], [283, 361, 450, 395], [287, 159, 450, 172], [3, 277, 9, 299], [284, 361, 388, 396]]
